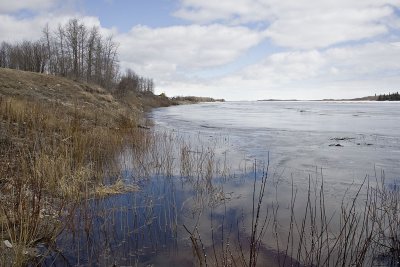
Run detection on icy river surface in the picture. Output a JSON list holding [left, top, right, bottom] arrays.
[[151, 101, 400, 187]]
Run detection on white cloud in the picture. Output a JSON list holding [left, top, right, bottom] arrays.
[[325, 42, 400, 78], [0, 15, 43, 42], [265, 6, 393, 49], [241, 50, 326, 82], [238, 42, 400, 84], [175, 0, 400, 49], [156, 42, 400, 100], [0, 13, 115, 43], [174, 0, 272, 24], [175, 0, 400, 24], [0, 0, 56, 13], [117, 24, 266, 78]]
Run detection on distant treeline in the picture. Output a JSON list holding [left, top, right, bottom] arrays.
[[377, 92, 400, 101], [171, 96, 225, 103], [0, 18, 154, 93]]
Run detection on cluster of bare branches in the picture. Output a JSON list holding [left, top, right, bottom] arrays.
[[0, 18, 123, 90], [116, 68, 155, 95], [0, 40, 47, 73]]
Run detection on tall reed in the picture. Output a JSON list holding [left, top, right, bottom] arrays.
[[0, 96, 143, 266]]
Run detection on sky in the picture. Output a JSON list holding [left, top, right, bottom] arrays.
[[1, 0, 400, 100]]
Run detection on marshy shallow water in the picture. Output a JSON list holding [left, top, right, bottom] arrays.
[[46, 101, 400, 266]]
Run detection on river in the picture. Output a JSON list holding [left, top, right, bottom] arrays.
[[47, 101, 400, 266]]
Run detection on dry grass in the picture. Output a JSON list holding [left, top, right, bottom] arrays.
[[94, 179, 139, 197], [0, 68, 153, 266]]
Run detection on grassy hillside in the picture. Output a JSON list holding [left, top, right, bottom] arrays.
[[1, 68, 148, 115], [0, 68, 169, 266]]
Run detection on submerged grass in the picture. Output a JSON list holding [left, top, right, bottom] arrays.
[[94, 179, 139, 197]]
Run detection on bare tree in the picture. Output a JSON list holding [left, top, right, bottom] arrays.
[[86, 26, 98, 82], [1, 18, 123, 91], [116, 68, 155, 95]]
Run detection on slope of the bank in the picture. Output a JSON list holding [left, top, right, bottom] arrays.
[[0, 68, 176, 118], [0, 68, 169, 266]]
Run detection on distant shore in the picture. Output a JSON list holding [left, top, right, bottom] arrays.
[[258, 96, 378, 101], [258, 94, 400, 102], [170, 95, 225, 105]]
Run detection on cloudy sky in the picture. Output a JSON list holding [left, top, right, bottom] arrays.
[[1, 0, 400, 100]]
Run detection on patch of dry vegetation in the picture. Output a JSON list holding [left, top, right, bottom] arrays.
[[94, 179, 139, 197], [114, 90, 178, 112], [0, 68, 150, 266]]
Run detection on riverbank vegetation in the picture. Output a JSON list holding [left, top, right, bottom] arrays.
[[0, 66, 167, 265], [0, 63, 222, 265], [171, 96, 225, 104], [377, 92, 400, 101]]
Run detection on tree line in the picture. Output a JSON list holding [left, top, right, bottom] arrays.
[[377, 92, 400, 101], [171, 96, 225, 103], [0, 18, 154, 93], [116, 68, 155, 95]]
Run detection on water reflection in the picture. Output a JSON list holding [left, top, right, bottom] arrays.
[[43, 132, 287, 266], [47, 176, 181, 266]]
